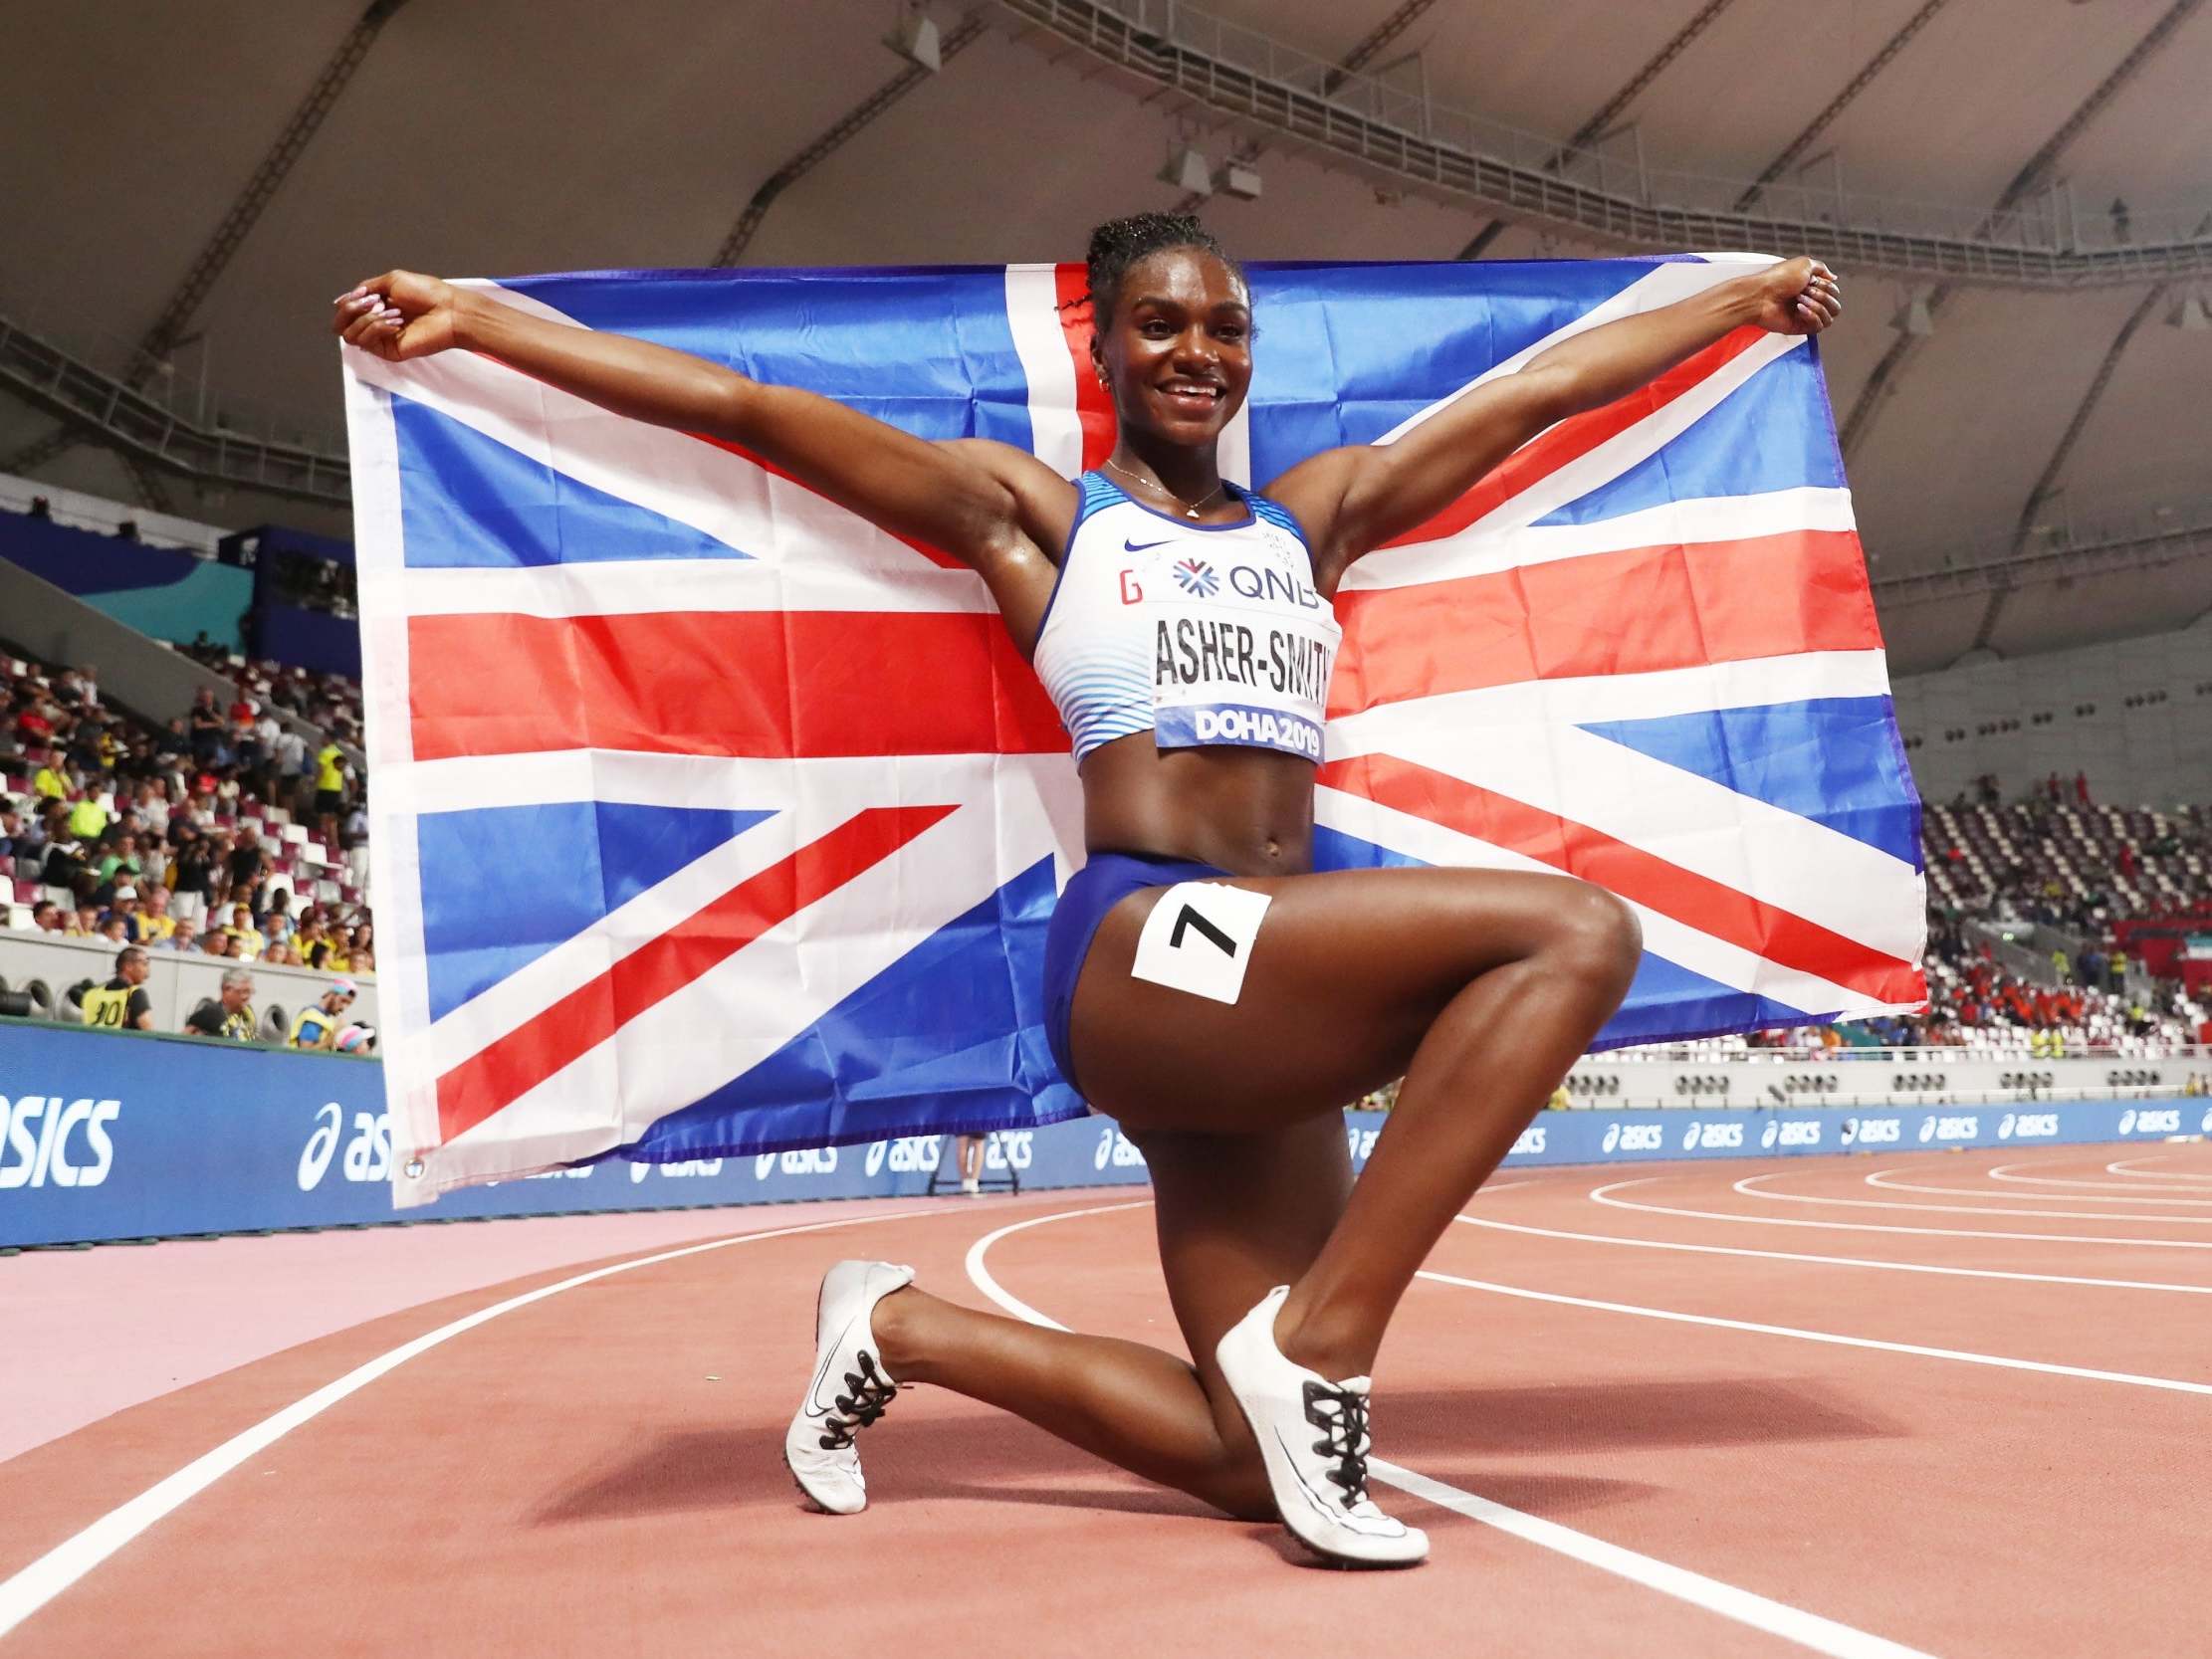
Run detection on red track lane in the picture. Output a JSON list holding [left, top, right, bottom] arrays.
[[4, 1147, 2208, 1656]]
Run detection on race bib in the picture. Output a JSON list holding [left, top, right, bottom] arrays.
[[1149, 580, 1338, 761]]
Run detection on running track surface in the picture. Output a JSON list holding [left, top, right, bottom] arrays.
[[4, 1143, 2209, 1657]]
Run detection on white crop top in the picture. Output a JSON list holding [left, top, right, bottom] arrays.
[[1032, 473, 1342, 763]]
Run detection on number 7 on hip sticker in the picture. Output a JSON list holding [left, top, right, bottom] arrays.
[[1131, 882, 1273, 1005]]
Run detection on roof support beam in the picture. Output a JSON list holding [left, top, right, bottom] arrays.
[[1460, 0, 1737, 259], [1874, 500, 2212, 609], [1170, 0, 1442, 215], [711, 13, 991, 267], [995, 0, 2212, 289], [1838, 0, 2206, 460], [3, 0, 413, 488], [1734, 0, 1950, 210]]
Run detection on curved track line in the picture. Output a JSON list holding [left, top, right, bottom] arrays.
[[1450, 1213, 2212, 1295], [1731, 1172, 2212, 1226], [1862, 1168, 2212, 1207], [2105, 1155, 2212, 1183], [1988, 1160, 2212, 1195], [964, 1202, 1937, 1659], [1413, 1270, 2212, 1396], [962, 1200, 1156, 1328], [0, 1204, 946, 1642], [1591, 1178, 2212, 1251]]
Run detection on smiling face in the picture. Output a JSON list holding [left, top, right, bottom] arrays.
[[1092, 247, 1252, 447]]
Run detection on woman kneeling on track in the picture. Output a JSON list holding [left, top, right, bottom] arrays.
[[333, 217, 1840, 1568]]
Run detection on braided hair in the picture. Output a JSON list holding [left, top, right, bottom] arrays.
[[1083, 212, 1245, 327]]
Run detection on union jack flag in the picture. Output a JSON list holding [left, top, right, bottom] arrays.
[[341, 255, 1925, 1204]]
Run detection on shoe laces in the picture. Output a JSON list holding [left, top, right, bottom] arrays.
[[1301, 1380, 1374, 1511], [817, 1351, 898, 1451]]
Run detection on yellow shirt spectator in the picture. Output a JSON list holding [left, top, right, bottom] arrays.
[[33, 764, 68, 799], [223, 924, 264, 961], [317, 744, 345, 793], [68, 797, 109, 839]]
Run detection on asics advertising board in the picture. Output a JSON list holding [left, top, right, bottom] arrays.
[[2, 1025, 2198, 1247]]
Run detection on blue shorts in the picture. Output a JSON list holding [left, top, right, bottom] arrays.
[[1042, 850, 1230, 1096]]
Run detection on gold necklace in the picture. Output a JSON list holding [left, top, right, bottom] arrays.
[[1103, 457, 1227, 519]]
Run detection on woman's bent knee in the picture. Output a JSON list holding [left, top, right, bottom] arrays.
[[1549, 883, 1643, 986]]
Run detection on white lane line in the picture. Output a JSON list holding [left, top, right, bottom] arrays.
[[1450, 1213, 2212, 1295], [961, 1200, 1157, 1325], [2105, 1155, 2212, 1184], [0, 1204, 950, 1642], [1591, 1178, 2212, 1252], [1863, 1167, 2212, 1208], [1414, 1270, 2212, 1397], [1988, 1160, 2212, 1196], [1731, 1172, 2212, 1227], [966, 1202, 1938, 1659]]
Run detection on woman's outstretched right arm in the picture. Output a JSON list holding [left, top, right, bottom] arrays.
[[332, 273, 1067, 580]]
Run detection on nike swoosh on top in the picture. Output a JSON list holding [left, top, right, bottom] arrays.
[[805, 1314, 858, 1415], [1123, 538, 1177, 552]]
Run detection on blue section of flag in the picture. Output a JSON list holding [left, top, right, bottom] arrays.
[[621, 857, 1082, 1160], [1315, 823, 1820, 1048], [1243, 259, 1664, 485], [391, 394, 748, 568], [417, 802, 774, 1022], [1532, 346, 1844, 525], [1579, 697, 1921, 870], [491, 266, 1035, 451], [1598, 951, 1819, 1050]]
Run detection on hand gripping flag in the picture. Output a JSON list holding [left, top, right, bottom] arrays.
[[341, 255, 1925, 1205]]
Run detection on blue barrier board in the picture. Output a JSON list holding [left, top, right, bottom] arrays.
[[3, 1023, 2205, 1247]]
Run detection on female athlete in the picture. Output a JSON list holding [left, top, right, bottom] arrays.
[[333, 216, 1840, 1567]]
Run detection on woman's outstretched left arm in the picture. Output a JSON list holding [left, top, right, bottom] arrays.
[[1268, 258, 1841, 589]]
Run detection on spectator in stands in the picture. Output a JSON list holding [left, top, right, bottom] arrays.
[[221, 902, 262, 960], [289, 978, 357, 1050], [133, 884, 177, 947], [32, 756, 67, 800], [184, 968, 257, 1041], [225, 830, 264, 910], [69, 905, 97, 936], [81, 945, 154, 1031], [188, 690, 227, 764], [170, 822, 218, 922], [103, 885, 139, 933], [2075, 769, 2091, 806], [0, 802, 20, 860], [30, 900, 63, 934], [66, 789, 107, 844], [95, 914, 127, 945], [314, 738, 347, 827], [8, 801, 45, 874], [95, 833, 142, 900], [2109, 950, 2127, 993], [198, 929, 232, 958]]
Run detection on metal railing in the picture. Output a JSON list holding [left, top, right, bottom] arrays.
[[0, 303, 349, 508], [997, 0, 2212, 289]]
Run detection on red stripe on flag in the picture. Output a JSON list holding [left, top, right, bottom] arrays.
[[1319, 752, 1922, 1007], [1328, 528, 1880, 719], [408, 610, 1069, 761], [1053, 263, 1117, 471], [434, 804, 956, 1145], [1380, 327, 1768, 550]]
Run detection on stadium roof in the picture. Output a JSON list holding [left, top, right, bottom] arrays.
[[4, 0, 2210, 672]]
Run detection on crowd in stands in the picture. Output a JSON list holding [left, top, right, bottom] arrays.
[[0, 650, 373, 974], [1635, 774, 2209, 1060]]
